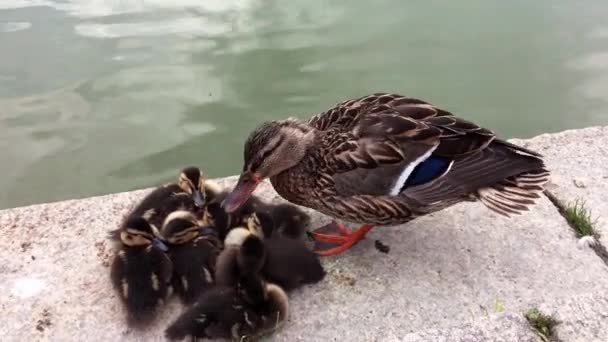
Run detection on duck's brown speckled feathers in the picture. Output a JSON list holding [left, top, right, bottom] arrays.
[[265, 93, 550, 224]]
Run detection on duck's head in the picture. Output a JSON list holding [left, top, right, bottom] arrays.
[[120, 216, 168, 251], [223, 119, 315, 213], [178, 166, 207, 208], [161, 210, 202, 245]]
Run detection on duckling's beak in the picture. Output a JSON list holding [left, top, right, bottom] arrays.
[[193, 189, 206, 208], [222, 172, 260, 213], [152, 238, 169, 252]]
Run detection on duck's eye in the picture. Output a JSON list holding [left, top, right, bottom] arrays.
[[250, 158, 263, 172]]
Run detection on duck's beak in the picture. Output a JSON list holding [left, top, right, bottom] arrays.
[[152, 238, 169, 252], [222, 172, 260, 213], [193, 189, 206, 208]]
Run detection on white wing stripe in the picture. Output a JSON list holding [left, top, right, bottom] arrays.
[[389, 146, 438, 196]]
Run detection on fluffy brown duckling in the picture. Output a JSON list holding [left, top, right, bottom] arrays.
[[109, 216, 172, 327], [214, 224, 266, 287], [126, 166, 221, 229], [254, 211, 325, 291], [167, 215, 289, 341], [203, 190, 268, 240], [161, 210, 222, 305], [267, 203, 310, 239], [165, 262, 288, 341], [216, 213, 325, 291]]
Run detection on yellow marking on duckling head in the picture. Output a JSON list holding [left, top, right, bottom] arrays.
[[121, 278, 129, 299], [224, 227, 251, 246], [199, 210, 211, 227], [120, 231, 152, 246], [178, 173, 196, 194], [142, 208, 156, 221], [150, 273, 160, 291], [150, 223, 162, 239], [246, 213, 264, 238], [162, 210, 197, 228], [165, 226, 201, 244], [161, 210, 201, 243]]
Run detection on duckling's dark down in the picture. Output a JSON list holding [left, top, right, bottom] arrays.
[[214, 226, 265, 287], [204, 190, 268, 240], [125, 166, 220, 229], [256, 211, 325, 290], [161, 210, 222, 304], [267, 203, 310, 239], [165, 275, 289, 341], [110, 216, 172, 327], [216, 213, 325, 291]]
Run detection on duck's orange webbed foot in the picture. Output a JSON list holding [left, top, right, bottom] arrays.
[[307, 222, 374, 256]]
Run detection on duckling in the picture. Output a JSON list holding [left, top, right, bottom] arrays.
[[267, 203, 310, 239], [237, 275, 290, 340], [109, 216, 173, 327], [204, 191, 268, 240], [164, 285, 250, 340], [214, 225, 265, 287], [165, 276, 289, 341], [161, 210, 222, 305], [168, 223, 288, 340], [127, 166, 220, 229], [253, 211, 325, 291], [216, 213, 325, 291]]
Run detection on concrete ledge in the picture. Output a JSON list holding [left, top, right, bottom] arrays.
[[512, 126, 608, 246], [1, 127, 608, 341]]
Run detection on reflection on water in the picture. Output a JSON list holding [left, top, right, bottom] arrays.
[[1, 0, 608, 208]]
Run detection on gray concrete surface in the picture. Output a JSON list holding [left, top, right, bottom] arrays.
[[1, 126, 608, 341], [512, 126, 608, 246]]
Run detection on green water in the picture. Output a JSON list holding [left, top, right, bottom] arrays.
[[1, 1, 608, 209]]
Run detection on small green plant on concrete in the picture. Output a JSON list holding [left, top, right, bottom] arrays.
[[525, 308, 559, 342], [564, 200, 596, 238], [494, 299, 504, 313]]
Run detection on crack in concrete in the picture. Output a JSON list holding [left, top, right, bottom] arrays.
[[544, 189, 608, 267]]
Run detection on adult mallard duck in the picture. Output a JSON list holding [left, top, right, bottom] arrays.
[[222, 93, 550, 256]]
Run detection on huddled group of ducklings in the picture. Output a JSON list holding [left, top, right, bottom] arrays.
[[108, 166, 326, 340]]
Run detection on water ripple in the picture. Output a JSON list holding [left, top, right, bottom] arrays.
[[0, 21, 32, 32], [75, 16, 230, 38]]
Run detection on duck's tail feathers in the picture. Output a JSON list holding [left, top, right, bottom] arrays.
[[476, 168, 550, 216]]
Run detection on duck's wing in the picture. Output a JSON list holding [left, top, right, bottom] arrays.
[[326, 101, 495, 195], [326, 101, 547, 213]]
